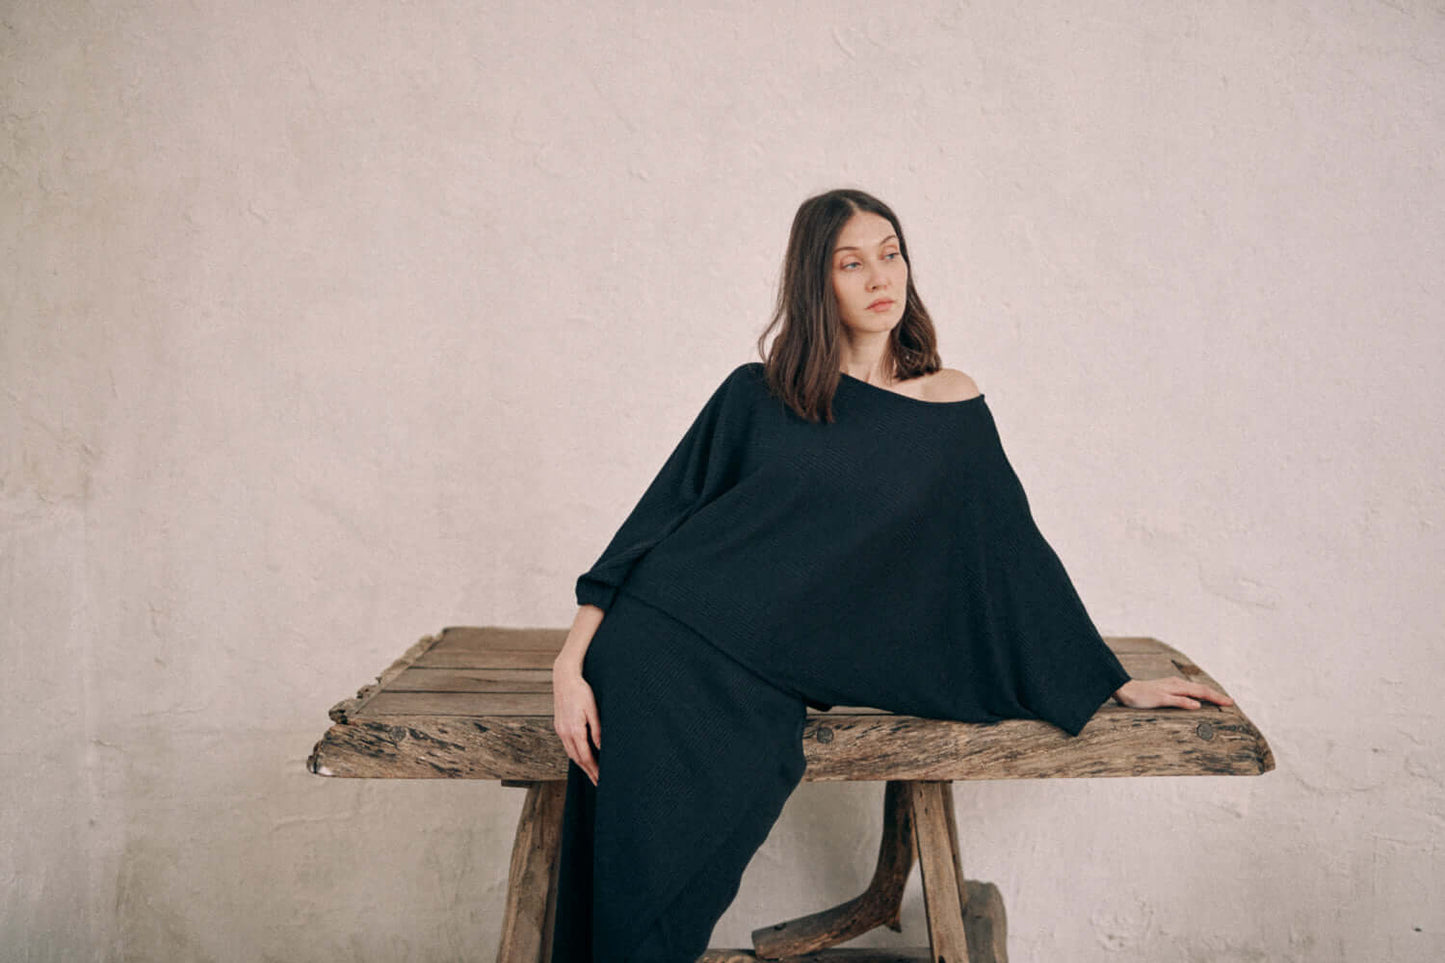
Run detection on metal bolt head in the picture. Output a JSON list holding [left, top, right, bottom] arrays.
[[1196, 721, 1215, 741], [815, 725, 834, 744]]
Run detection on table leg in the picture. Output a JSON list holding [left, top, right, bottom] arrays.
[[749, 779, 916, 958], [908, 781, 971, 962], [908, 781, 1007, 963], [961, 879, 1008, 963], [496, 779, 566, 963]]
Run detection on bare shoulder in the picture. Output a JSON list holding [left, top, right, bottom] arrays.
[[926, 367, 982, 403]]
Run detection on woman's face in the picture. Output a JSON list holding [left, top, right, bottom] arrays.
[[830, 211, 908, 333]]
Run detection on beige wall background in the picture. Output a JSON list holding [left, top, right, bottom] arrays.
[[4, 1, 1441, 960]]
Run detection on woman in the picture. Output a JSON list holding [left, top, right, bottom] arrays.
[[549, 188, 1232, 962]]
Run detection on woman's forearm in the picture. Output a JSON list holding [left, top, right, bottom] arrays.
[[554, 604, 605, 672]]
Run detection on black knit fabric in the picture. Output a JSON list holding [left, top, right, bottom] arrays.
[[575, 362, 1130, 738], [551, 589, 808, 962]]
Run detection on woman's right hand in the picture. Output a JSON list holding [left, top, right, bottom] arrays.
[[1112, 676, 1234, 710], [553, 658, 601, 786]]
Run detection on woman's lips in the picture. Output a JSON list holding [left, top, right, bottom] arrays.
[[868, 299, 894, 311]]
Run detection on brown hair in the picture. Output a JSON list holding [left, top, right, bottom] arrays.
[[755, 188, 943, 423]]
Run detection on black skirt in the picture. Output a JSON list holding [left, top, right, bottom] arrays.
[[550, 588, 810, 962]]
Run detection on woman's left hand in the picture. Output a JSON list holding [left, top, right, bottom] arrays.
[[1112, 676, 1234, 710]]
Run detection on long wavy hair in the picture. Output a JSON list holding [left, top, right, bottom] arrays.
[[755, 188, 943, 423]]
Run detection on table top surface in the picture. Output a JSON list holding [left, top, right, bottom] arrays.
[[308, 627, 1275, 782]]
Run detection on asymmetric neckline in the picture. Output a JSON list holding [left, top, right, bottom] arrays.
[[838, 370, 986, 408]]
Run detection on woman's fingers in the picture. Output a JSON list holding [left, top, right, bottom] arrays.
[[578, 698, 600, 784], [564, 721, 598, 784], [559, 725, 597, 785], [582, 722, 599, 784], [1159, 677, 1234, 708], [576, 736, 597, 785], [1170, 678, 1234, 707], [1196, 682, 1234, 706]]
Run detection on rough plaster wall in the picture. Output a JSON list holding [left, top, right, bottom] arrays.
[[2, 0, 1441, 960]]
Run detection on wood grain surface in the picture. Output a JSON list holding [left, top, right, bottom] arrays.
[[308, 628, 1274, 782]]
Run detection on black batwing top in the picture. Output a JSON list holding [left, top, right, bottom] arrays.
[[574, 362, 1131, 737]]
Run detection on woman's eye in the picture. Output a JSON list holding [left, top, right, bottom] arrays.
[[840, 253, 898, 270]]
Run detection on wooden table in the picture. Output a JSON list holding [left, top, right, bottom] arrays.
[[309, 627, 1273, 963]]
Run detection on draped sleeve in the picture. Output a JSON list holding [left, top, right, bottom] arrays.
[[963, 405, 1132, 735], [574, 364, 755, 613]]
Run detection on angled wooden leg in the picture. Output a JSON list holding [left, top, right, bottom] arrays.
[[908, 781, 1007, 963], [496, 779, 567, 963], [962, 879, 1008, 963], [939, 783, 1008, 962], [750, 779, 918, 958], [908, 780, 970, 963]]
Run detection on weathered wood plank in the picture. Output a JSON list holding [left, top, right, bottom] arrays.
[[308, 700, 1272, 781], [308, 716, 567, 779], [798, 706, 1272, 781], [354, 689, 894, 718], [1118, 652, 1225, 691], [361, 642, 1206, 715], [432, 625, 570, 651], [413, 648, 558, 670], [387, 666, 554, 693], [385, 651, 1201, 698], [310, 630, 1274, 780], [362, 691, 557, 716], [1102, 636, 1172, 655], [698, 950, 932, 962], [409, 631, 1176, 670], [424, 630, 1172, 656], [326, 631, 444, 724]]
